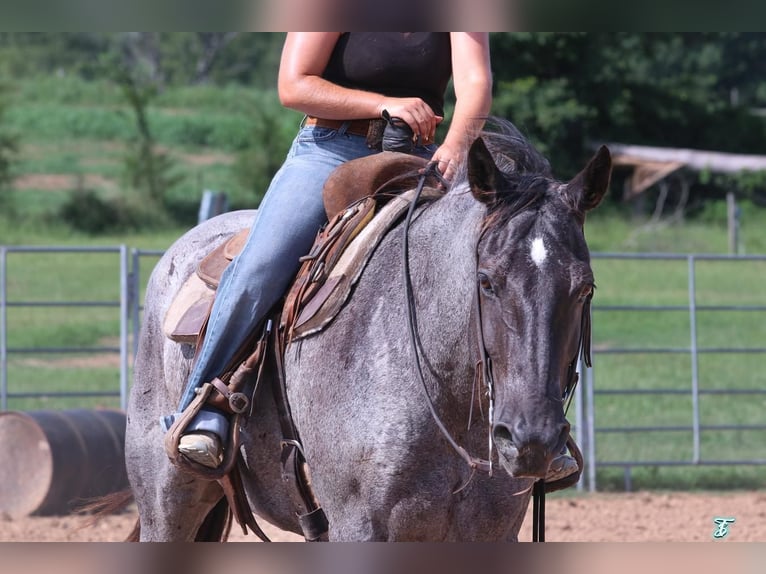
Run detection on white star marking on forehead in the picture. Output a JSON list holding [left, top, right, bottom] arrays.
[[530, 237, 548, 267]]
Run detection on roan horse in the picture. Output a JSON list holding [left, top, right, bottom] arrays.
[[125, 119, 611, 541]]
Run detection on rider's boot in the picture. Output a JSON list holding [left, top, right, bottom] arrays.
[[178, 431, 223, 468], [169, 404, 230, 469]]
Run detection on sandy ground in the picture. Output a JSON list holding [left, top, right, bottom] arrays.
[[1, 491, 763, 542]]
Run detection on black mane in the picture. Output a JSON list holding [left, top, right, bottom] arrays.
[[458, 118, 558, 229]]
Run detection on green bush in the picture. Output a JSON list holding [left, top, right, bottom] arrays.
[[152, 113, 254, 150], [56, 187, 173, 234], [8, 102, 256, 151], [7, 104, 134, 140], [0, 83, 19, 214], [160, 184, 204, 226], [12, 75, 123, 106], [58, 188, 123, 233]]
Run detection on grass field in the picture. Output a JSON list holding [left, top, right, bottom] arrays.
[[588, 254, 766, 490], [1, 76, 765, 491]]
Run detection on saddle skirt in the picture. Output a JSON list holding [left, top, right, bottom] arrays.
[[163, 153, 441, 344], [285, 186, 441, 341]]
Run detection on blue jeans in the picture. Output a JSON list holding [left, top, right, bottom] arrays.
[[164, 121, 437, 437]]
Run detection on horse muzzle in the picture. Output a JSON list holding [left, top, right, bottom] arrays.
[[492, 419, 570, 478]]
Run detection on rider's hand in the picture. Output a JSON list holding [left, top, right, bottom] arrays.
[[376, 97, 442, 145], [430, 141, 462, 186]]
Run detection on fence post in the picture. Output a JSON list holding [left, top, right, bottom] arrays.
[[726, 192, 740, 255], [688, 255, 701, 463], [130, 249, 141, 362], [120, 245, 130, 412], [586, 360, 597, 492], [574, 357, 585, 492], [198, 190, 228, 223], [0, 246, 6, 411]]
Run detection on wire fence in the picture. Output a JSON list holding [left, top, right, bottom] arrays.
[[576, 253, 766, 491], [1, 246, 764, 491]]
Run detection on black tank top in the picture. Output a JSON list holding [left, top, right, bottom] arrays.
[[322, 33, 452, 117]]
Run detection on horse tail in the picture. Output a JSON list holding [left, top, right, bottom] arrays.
[[126, 518, 141, 541], [194, 497, 233, 542], [73, 488, 139, 540]]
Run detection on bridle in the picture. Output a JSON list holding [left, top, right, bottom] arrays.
[[402, 165, 593, 542], [402, 164, 493, 474]]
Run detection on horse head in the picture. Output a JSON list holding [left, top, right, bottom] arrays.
[[466, 128, 611, 479]]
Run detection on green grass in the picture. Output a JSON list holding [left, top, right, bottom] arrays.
[[585, 201, 766, 255], [579, 252, 766, 490], [1, 76, 300, 231], [4, 360, 122, 412]]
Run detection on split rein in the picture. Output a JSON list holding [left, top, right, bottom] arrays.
[[401, 165, 591, 542], [401, 163, 494, 474]]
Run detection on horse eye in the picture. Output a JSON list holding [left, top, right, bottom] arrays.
[[581, 285, 594, 302], [477, 272, 494, 295]]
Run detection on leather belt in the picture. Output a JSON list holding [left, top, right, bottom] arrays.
[[304, 116, 377, 138]]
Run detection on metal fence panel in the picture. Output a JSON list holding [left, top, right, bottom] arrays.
[[582, 253, 766, 491], [1, 247, 764, 491], [1, 246, 131, 410]]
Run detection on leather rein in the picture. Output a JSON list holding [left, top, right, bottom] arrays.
[[402, 165, 592, 542]]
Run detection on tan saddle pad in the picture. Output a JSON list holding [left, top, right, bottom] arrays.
[[286, 186, 442, 340]]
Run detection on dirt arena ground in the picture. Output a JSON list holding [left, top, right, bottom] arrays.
[[1, 491, 763, 542]]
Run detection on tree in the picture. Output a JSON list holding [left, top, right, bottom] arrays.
[[0, 33, 285, 89], [488, 33, 766, 185], [111, 32, 284, 88], [0, 82, 19, 210]]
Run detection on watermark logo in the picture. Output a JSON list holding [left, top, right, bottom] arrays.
[[712, 517, 736, 539]]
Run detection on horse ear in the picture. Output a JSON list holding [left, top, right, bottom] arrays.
[[468, 137, 503, 206], [565, 145, 612, 213]]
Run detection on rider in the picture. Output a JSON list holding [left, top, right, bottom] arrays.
[[161, 32, 577, 483]]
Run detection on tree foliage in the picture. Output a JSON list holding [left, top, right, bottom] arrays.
[[490, 33, 766, 170], [3, 32, 766, 218], [0, 82, 19, 208], [0, 33, 284, 88], [486, 33, 766, 211]]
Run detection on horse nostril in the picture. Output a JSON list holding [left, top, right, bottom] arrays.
[[493, 419, 570, 454], [492, 422, 514, 446]]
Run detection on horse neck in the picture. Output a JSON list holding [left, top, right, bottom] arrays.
[[406, 186, 485, 381], [412, 184, 483, 286]]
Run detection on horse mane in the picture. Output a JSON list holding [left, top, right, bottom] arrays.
[[452, 118, 558, 232]]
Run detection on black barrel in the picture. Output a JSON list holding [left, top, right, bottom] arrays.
[[0, 409, 129, 517]]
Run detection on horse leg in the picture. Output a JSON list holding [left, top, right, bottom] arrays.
[[296, 413, 531, 541], [125, 370, 228, 542], [383, 473, 532, 541], [125, 420, 226, 541]]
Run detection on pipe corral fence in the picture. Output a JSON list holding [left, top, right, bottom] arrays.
[[1, 246, 764, 491]]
